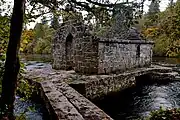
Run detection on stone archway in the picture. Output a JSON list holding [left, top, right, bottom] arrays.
[[52, 21, 84, 70], [65, 33, 74, 70]]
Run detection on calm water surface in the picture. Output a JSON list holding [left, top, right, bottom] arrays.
[[153, 57, 180, 64], [20, 54, 52, 63]]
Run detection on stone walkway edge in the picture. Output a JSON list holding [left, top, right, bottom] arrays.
[[40, 80, 113, 120]]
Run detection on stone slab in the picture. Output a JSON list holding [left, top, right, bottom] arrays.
[[52, 81, 113, 120], [39, 80, 112, 120], [41, 81, 85, 120]]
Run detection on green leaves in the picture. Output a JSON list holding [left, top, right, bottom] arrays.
[[147, 107, 180, 120], [32, 23, 55, 54], [0, 16, 10, 54], [142, 1, 180, 57], [0, 16, 9, 94]]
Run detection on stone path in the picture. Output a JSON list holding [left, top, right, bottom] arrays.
[[41, 80, 112, 120]]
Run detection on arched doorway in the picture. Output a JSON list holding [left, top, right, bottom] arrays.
[[65, 33, 74, 70]]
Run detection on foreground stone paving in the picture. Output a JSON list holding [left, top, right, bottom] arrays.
[[42, 81, 85, 120]]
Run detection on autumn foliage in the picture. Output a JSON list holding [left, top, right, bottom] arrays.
[[142, 1, 180, 57]]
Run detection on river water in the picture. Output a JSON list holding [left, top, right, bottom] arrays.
[[19, 54, 180, 120], [13, 54, 52, 120], [94, 80, 180, 120], [14, 96, 47, 120], [94, 57, 180, 120]]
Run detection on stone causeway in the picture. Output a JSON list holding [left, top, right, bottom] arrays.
[[25, 64, 179, 120]]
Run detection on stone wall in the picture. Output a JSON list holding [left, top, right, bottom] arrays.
[[69, 66, 176, 100], [52, 21, 99, 74], [98, 39, 154, 74], [74, 36, 99, 74], [52, 21, 85, 70], [52, 21, 154, 75], [52, 24, 76, 70]]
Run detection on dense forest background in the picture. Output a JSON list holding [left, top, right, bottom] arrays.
[[141, 0, 180, 57], [0, 0, 179, 57]]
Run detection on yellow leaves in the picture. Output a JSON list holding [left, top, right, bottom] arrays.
[[20, 30, 34, 52], [20, 47, 23, 52], [166, 40, 180, 57], [21, 30, 34, 41], [141, 1, 180, 57], [143, 27, 160, 39], [23, 39, 28, 44]]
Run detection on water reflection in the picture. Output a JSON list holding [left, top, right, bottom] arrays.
[[153, 57, 180, 64], [20, 54, 52, 63], [94, 81, 180, 120]]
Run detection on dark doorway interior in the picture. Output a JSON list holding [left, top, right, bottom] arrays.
[[65, 33, 74, 70]]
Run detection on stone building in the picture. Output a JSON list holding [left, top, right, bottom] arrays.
[[52, 20, 154, 74]]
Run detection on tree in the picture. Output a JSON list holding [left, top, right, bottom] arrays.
[[28, 0, 145, 29], [20, 29, 34, 53], [51, 14, 59, 30], [169, 0, 174, 7], [143, 0, 180, 57], [0, 0, 25, 119], [148, 0, 160, 14], [144, 0, 160, 27], [33, 23, 55, 54]]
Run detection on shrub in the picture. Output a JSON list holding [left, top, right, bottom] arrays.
[[147, 107, 180, 120]]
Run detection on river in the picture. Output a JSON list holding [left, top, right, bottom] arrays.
[[14, 96, 48, 120], [13, 54, 51, 120], [94, 57, 180, 120], [94, 80, 180, 120]]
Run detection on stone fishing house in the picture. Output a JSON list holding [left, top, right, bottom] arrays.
[[52, 20, 154, 74]]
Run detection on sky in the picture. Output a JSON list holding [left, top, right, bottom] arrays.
[[1, 0, 175, 28]]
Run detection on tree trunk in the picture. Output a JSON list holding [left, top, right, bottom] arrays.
[[0, 0, 25, 119]]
